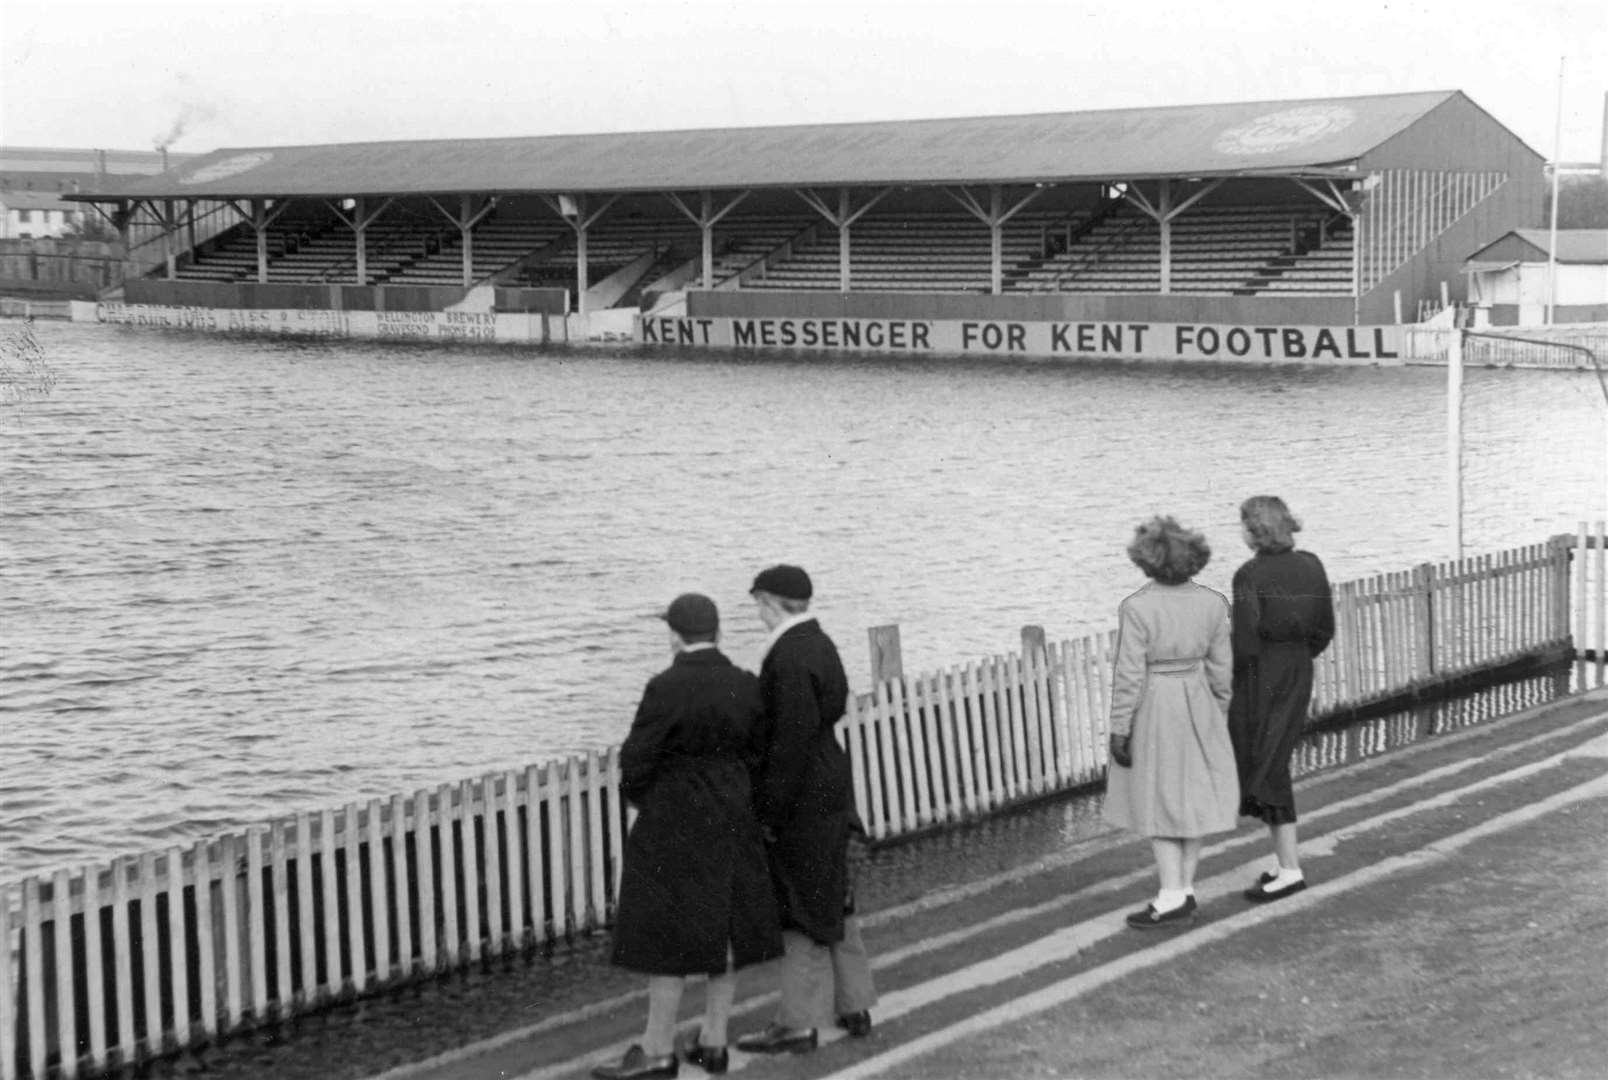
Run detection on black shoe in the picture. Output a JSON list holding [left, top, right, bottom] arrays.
[[1256, 870, 1279, 886], [675, 1026, 729, 1075], [681, 1042, 728, 1075], [1244, 876, 1308, 903], [1125, 895, 1197, 930], [836, 1010, 873, 1038], [591, 1044, 678, 1080], [734, 1023, 818, 1055]]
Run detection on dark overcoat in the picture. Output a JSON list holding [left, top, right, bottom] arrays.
[[610, 648, 783, 976], [1227, 549, 1335, 823], [753, 619, 856, 945]]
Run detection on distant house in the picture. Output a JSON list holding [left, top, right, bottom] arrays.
[[0, 189, 83, 238], [1464, 228, 1608, 325], [0, 146, 198, 239]]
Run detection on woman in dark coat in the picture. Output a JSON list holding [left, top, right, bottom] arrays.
[[595, 593, 782, 1080], [1228, 496, 1335, 904]]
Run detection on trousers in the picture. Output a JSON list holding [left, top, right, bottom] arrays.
[[775, 917, 878, 1030]]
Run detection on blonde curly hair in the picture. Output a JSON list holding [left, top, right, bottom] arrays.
[[1126, 516, 1211, 585]]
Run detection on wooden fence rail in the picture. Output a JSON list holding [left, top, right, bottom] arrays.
[[3, 526, 1602, 1079]]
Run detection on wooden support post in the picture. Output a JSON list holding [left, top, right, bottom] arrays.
[[163, 199, 176, 280], [1448, 330, 1464, 559], [460, 194, 474, 288], [838, 187, 851, 291], [1157, 180, 1172, 295], [355, 196, 368, 286], [254, 199, 268, 283], [868, 624, 903, 685], [989, 185, 1003, 295]]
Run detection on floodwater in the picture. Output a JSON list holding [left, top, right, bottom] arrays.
[[1, 320, 1603, 884]]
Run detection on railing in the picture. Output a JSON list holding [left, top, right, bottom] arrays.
[[1402, 325, 1608, 369], [2, 528, 1600, 1080]]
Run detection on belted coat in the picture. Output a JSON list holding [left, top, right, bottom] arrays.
[[609, 648, 783, 976], [752, 618, 857, 945]]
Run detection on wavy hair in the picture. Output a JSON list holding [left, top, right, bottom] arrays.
[[1126, 515, 1212, 585], [1240, 495, 1302, 554]]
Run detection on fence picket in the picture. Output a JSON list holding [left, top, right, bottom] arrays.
[[391, 795, 414, 974], [945, 668, 979, 818], [586, 754, 608, 934], [82, 862, 108, 1069], [502, 772, 525, 951], [138, 851, 163, 1049], [413, 790, 437, 972], [1588, 520, 1601, 675], [602, 751, 623, 920], [887, 679, 920, 829], [961, 662, 995, 811], [242, 829, 268, 1015], [365, 800, 391, 982], [191, 840, 215, 1041], [905, 676, 935, 825], [458, 780, 483, 960], [217, 840, 242, 1029], [930, 670, 963, 822], [435, 783, 460, 969], [1, 881, 15, 1080], [480, 778, 504, 958], [858, 694, 888, 838], [564, 761, 586, 933], [295, 814, 316, 1006], [340, 806, 366, 994], [317, 809, 340, 996], [523, 765, 548, 943], [843, 698, 872, 834], [983, 657, 1016, 802], [52, 869, 77, 1078], [23, 878, 45, 1080], [541, 764, 567, 939], [267, 826, 291, 1016], [163, 848, 189, 1049]]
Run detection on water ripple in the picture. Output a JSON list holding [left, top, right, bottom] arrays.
[[0, 321, 1598, 885]]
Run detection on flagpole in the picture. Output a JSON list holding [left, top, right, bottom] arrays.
[[1546, 56, 1564, 326]]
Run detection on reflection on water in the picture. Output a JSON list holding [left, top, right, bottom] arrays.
[[0, 322, 1600, 883], [859, 666, 1581, 902]]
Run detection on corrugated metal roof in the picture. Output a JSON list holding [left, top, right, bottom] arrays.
[[0, 190, 79, 211], [1511, 228, 1608, 263], [75, 90, 1465, 200], [0, 146, 196, 175]]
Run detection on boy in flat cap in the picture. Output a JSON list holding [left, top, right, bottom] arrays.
[[736, 566, 878, 1055], [595, 593, 782, 1080]]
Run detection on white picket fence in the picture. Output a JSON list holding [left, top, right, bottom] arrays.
[[2, 527, 1602, 1079], [1402, 325, 1608, 369]]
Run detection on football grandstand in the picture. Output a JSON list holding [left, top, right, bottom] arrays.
[[69, 89, 1543, 346]]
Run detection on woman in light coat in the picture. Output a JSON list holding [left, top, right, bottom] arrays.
[[1104, 516, 1240, 929]]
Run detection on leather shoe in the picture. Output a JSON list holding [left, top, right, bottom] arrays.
[[1244, 876, 1308, 903], [735, 1023, 818, 1054], [675, 1026, 729, 1075], [836, 1010, 873, 1038], [1125, 895, 1197, 930], [591, 1044, 678, 1080]]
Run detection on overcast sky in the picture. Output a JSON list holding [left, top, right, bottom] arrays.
[[3, 0, 1605, 162]]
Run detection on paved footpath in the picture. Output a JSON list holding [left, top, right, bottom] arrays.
[[181, 687, 1608, 1080]]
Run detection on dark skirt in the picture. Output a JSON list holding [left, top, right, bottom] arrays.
[[1228, 643, 1314, 825]]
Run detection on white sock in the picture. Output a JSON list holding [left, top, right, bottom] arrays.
[[1154, 888, 1190, 913], [1269, 867, 1305, 889]]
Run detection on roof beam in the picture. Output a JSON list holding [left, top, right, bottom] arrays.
[[944, 184, 1047, 293], [794, 187, 890, 291], [664, 190, 752, 289]]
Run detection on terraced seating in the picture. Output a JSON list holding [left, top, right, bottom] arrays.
[[746, 211, 1070, 293]]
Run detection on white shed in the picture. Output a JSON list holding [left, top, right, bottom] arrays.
[[1464, 229, 1608, 325]]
